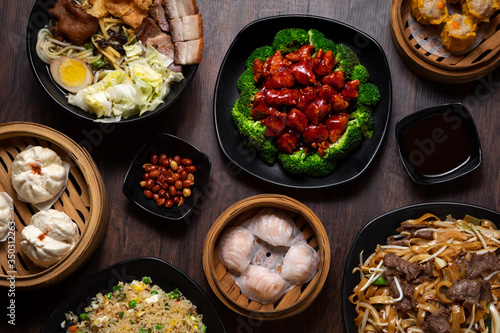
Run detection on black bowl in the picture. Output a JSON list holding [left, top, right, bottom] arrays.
[[395, 103, 481, 185], [41, 257, 227, 333], [213, 14, 392, 189], [123, 133, 211, 221], [26, 0, 198, 124], [342, 202, 500, 333]]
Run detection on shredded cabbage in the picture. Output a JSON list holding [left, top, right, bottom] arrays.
[[67, 42, 184, 121]]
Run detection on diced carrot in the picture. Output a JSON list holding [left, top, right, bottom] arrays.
[[437, 1, 445, 9], [68, 325, 78, 333], [452, 22, 460, 30]]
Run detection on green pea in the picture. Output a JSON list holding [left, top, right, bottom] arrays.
[[79, 313, 89, 321], [142, 276, 151, 284], [201, 326, 207, 332], [128, 300, 137, 308], [156, 324, 163, 330], [106, 292, 113, 299]]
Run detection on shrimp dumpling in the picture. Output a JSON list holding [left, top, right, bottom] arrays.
[[245, 208, 298, 247], [218, 226, 256, 274], [237, 265, 290, 304], [280, 243, 320, 285]]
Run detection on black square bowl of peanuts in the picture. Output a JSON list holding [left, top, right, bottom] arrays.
[[123, 133, 211, 221]]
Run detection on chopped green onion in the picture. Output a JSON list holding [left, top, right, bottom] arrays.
[[130, 320, 134, 324], [142, 276, 151, 284], [151, 291, 158, 295], [117, 311, 124, 318], [128, 300, 137, 308], [79, 313, 89, 321], [201, 326, 207, 332], [84, 42, 93, 50], [106, 292, 113, 300], [93, 59, 105, 69], [113, 285, 123, 292], [156, 324, 163, 330], [165, 302, 169, 310], [116, 293, 126, 301], [373, 276, 389, 285], [167, 288, 180, 300]]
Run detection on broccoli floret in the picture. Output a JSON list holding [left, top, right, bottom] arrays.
[[349, 105, 374, 139], [232, 103, 277, 164], [308, 29, 336, 52], [325, 125, 363, 161], [237, 68, 259, 96], [351, 65, 369, 83], [358, 83, 380, 106], [278, 150, 336, 177], [335, 43, 360, 79], [272, 28, 310, 53], [245, 46, 275, 70]]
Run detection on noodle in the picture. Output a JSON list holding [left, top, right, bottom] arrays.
[[350, 214, 500, 332]]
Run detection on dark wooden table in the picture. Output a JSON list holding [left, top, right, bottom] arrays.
[[1, 0, 499, 332]]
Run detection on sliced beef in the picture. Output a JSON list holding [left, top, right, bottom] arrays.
[[49, 0, 98, 45], [396, 223, 428, 233], [447, 278, 492, 308], [386, 275, 417, 312], [423, 310, 452, 333], [386, 235, 410, 247], [455, 252, 500, 279], [383, 253, 425, 282]]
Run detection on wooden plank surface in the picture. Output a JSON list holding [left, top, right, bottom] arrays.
[[0, 0, 499, 332]]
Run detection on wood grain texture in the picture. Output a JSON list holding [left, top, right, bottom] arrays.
[[0, 0, 499, 332]]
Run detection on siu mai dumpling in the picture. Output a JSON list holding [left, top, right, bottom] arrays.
[[280, 243, 320, 285], [462, 0, 499, 22], [237, 265, 290, 304], [218, 226, 256, 274], [441, 14, 478, 52], [245, 208, 298, 247], [411, 0, 449, 25]]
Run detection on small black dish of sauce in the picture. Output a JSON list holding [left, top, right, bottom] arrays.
[[395, 103, 481, 185]]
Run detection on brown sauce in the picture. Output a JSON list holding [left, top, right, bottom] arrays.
[[403, 113, 471, 177]]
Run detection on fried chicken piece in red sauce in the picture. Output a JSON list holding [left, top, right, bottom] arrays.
[[311, 50, 336, 76], [287, 108, 308, 133], [342, 80, 360, 101], [276, 132, 298, 153], [263, 51, 292, 78], [49, 0, 98, 45], [305, 98, 330, 125], [325, 113, 349, 143], [291, 58, 317, 85], [285, 45, 315, 62], [296, 86, 318, 111], [253, 58, 264, 82], [264, 89, 299, 106], [261, 111, 288, 137], [264, 68, 296, 89], [322, 70, 345, 90], [252, 100, 277, 120], [303, 124, 328, 143]]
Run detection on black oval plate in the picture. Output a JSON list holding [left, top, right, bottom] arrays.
[[342, 202, 500, 333], [26, 0, 198, 124], [213, 15, 392, 189], [40, 257, 226, 333]]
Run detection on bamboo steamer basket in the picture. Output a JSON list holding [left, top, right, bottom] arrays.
[[0, 122, 108, 289], [390, 0, 500, 83], [202, 194, 330, 320]]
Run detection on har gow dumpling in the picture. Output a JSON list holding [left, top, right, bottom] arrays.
[[245, 208, 298, 247], [218, 226, 256, 274], [280, 243, 319, 285], [237, 265, 290, 304], [11, 146, 68, 204]]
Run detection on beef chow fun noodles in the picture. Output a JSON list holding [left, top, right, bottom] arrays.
[[350, 213, 500, 333], [35, 0, 204, 120]]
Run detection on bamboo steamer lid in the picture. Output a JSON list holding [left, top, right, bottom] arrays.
[[390, 0, 500, 83], [202, 194, 331, 320], [0, 122, 109, 289]]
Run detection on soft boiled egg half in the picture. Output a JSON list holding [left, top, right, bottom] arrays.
[[50, 57, 93, 93]]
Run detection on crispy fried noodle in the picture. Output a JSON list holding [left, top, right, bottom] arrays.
[[350, 213, 500, 333]]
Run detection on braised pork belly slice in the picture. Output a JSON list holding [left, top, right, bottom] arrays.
[[174, 39, 204, 65], [149, 2, 170, 32], [164, 0, 199, 20], [170, 14, 203, 42]]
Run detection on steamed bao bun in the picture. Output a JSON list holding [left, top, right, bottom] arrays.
[[0, 193, 13, 242], [21, 209, 80, 267], [11, 146, 67, 204]]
